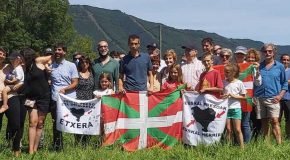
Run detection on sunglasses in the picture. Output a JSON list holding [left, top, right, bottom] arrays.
[[221, 55, 230, 58], [214, 48, 221, 52], [282, 59, 290, 61]]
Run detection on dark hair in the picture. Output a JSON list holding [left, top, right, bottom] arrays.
[[150, 55, 160, 65], [54, 42, 67, 52], [110, 51, 120, 57], [128, 34, 140, 43], [73, 52, 84, 61], [77, 56, 92, 72], [202, 37, 214, 46], [98, 72, 112, 89], [280, 54, 290, 60], [20, 48, 36, 73], [0, 47, 6, 55]]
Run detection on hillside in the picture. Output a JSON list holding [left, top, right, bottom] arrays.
[[68, 5, 289, 59]]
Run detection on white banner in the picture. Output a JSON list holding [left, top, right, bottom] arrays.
[[56, 94, 101, 135], [182, 92, 228, 146]]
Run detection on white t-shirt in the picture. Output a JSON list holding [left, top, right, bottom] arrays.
[[223, 79, 247, 109], [93, 88, 114, 97], [12, 65, 24, 83]]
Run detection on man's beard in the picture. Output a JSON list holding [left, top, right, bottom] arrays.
[[99, 51, 108, 58]]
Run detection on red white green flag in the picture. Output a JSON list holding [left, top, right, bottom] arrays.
[[101, 86, 184, 151], [213, 63, 255, 111]]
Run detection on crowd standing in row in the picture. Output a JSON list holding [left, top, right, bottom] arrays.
[[0, 35, 289, 156]]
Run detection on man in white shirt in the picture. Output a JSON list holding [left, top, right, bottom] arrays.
[[181, 44, 204, 90]]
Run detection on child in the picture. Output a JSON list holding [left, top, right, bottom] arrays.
[[161, 64, 183, 92], [160, 49, 177, 84], [223, 63, 247, 149], [148, 56, 162, 92], [93, 73, 115, 98], [195, 54, 223, 98], [0, 52, 24, 113]]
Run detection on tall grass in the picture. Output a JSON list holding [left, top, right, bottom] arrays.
[[1, 115, 290, 159]]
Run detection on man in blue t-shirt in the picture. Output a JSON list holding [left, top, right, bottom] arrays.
[[119, 34, 153, 93]]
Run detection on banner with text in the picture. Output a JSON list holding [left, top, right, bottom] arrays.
[[182, 92, 228, 146], [57, 94, 101, 135]]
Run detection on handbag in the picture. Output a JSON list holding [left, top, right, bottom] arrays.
[[24, 99, 36, 108]]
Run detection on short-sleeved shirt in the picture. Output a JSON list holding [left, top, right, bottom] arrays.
[[92, 57, 119, 90], [12, 65, 24, 83], [196, 69, 223, 98], [181, 58, 204, 89], [283, 67, 290, 100], [224, 79, 247, 109], [254, 60, 288, 98], [120, 52, 152, 91], [51, 59, 79, 101]]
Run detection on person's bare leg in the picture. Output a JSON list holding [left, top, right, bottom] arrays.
[[233, 119, 244, 149], [261, 118, 270, 141], [33, 111, 47, 151], [226, 119, 232, 143], [271, 117, 282, 144], [28, 109, 38, 154]]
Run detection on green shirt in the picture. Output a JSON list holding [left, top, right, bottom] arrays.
[[92, 57, 119, 90]]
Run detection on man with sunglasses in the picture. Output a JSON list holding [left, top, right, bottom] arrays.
[[254, 43, 288, 144], [92, 40, 119, 91], [279, 54, 290, 139]]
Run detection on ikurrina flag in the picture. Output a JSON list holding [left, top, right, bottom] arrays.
[[182, 92, 228, 146], [214, 63, 255, 112], [101, 86, 184, 151]]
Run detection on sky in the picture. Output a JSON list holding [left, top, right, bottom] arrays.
[[69, 0, 290, 45]]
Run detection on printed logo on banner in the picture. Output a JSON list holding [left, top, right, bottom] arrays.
[[56, 94, 101, 135], [182, 92, 228, 146]]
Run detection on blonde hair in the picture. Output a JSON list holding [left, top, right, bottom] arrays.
[[98, 73, 113, 89], [168, 64, 183, 83], [247, 48, 261, 62], [224, 63, 240, 79], [163, 49, 177, 62]]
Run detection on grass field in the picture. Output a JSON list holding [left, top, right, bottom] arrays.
[[1, 115, 290, 160]]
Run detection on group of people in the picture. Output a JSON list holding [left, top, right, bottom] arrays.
[[0, 35, 289, 156]]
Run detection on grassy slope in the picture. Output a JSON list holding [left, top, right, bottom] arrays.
[[1, 115, 290, 159]]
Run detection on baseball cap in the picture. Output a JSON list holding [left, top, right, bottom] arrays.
[[234, 46, 247, 55], [44, 48, 53, 55], [146, 43, 159, 49], [8, 51, 23, 59]]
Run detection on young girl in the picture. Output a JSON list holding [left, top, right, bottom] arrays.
[[223, 63, 246, 149], [93, 73, 115, 98], [0, 52, 24, 113], [148, 56, 162, 92], [160, 49, 177, 85], [161, 64, 183, 92]]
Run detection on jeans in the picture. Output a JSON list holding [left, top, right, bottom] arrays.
[[242, 111, 252, 143]]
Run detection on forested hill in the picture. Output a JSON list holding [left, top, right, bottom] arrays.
[[68, 5, 290, 58]]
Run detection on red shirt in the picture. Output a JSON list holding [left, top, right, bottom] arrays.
[[196, 69, 223, 98], [161, 81, 182, 93]]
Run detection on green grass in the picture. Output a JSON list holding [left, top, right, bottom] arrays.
[[1, 115, 290, 159]]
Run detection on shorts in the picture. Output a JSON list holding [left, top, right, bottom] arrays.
[[256, 97, 280, 119], [227, 108, 242, 119], [28, 94, 51, 113]]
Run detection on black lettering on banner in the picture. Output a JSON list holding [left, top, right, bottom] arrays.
[[77, 123, 81, 128], [82, 123, 87, 128], [60, 118, 64, 125], [70, 122, 76, 128]]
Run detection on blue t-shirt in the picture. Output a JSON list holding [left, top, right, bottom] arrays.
[[254, 60, 288, 98], [120, 52, 152, 91]]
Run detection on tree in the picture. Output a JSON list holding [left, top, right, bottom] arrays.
[[0, 0, 75, 52]]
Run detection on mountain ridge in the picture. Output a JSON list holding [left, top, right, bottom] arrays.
[[68, 5, 289, 58]]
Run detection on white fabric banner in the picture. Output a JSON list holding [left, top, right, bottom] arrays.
[[182, 92, 228, 146], [56, 94, 101, 135]]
